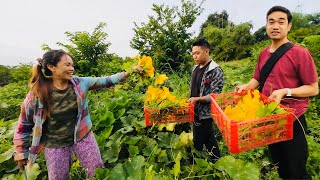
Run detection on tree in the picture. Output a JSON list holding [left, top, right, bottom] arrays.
[[130, 0, 203, 73], [308, 13, 320, 25], [302, 35, 320, 75], [253, 26, 268, 42], [291, 12, 310, 30], [10, 63, 32, 82], [203, 22, 255, 61], [0, 65, 12, 86], [43, 22, 112, 77], [199, 10, 233, 37]]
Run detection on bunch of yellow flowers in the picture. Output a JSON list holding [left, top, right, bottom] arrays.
[[145, 86, 188, 109], [135, 55, 155, 79]]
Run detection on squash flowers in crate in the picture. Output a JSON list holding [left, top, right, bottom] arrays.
[[144, 74, 194, 127], [210, 89, 294, 154]]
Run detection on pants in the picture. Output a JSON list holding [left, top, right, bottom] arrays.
[[268, 115, 310, 180], [44, 132, 104, 180], [193, 117, 221, 159]]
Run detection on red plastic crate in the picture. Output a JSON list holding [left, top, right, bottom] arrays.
[[210, 91, 294, 154], [144, 103, 194, 126]]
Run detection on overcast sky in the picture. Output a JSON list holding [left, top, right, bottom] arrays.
[[0, 0, 319, 66]]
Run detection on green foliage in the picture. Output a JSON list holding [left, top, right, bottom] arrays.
[[291, 12, 320, 31], [288, 26, 320, 43], [253, 26, 268, 42], [203, 22, 255, 62], [10, 63, 32, 82], [306, 135, 320, 180], [1, 163, 41, 180], [0, 120, 20, 178], [0, 82, 28, 120], [43, 22, 112, 77], [291, 12, 312, 30], [219, 58, 255, 92], [301, 35, 320, 75], [308, 12, 320, 25], [99, 55, 126, 76], [199, 10, 233, 36], [130, 0, 203, 74], [215, 156, 260, 180], [0, 65, 13, 86]]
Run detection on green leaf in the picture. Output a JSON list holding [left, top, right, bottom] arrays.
[[115, 96, 129, 107], [194, 158, 209, 168], [267, 102, 279, 113], [25, 163, 41, 180], [99, 111, 115, 126], [109, 164, 126, 180], [171, 152, 182, 177], [157, 150, 169, 163], [256, 105, 269, 118], [142, 138, 160, 157], [95, 168, 109, 180], [124, 156, 145, 178], [120, 115, 138, 127], [214, 156, 260, 180], [125, 136, 141, 145], [1, 173, 23, 180], [275, 107, 286, 114], [0, 148, 14, 163], [100, 126, 113, 140], [104, 141, 121, 163], [114, 108, 126, 119], [128, 145, 139, 157]]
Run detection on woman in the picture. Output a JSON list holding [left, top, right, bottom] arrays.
[[13, 50, 141, 179]]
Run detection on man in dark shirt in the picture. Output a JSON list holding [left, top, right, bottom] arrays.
[[188, 38, 224, 159]]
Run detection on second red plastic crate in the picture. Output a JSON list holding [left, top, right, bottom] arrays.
[[210, 92, 294, 154]]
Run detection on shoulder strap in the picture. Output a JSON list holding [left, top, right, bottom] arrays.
[[258, 42, 294, 91]]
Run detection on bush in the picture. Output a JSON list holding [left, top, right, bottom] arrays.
[[0, 82, 28, 120]]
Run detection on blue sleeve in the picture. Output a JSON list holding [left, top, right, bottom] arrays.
[[81, 72, 126, 90]]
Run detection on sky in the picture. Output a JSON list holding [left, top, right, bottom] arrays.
[[0, 0, 319, 66]]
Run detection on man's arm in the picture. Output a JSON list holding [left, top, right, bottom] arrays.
[[188, 67, 224, 104], [269, 81, 319, 103]]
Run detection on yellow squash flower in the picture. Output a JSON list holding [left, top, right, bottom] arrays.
[[136, 55, 155, 78], [154, 74, 168, 85]]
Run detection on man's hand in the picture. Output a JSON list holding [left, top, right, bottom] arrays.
[[235, 84, 249, 93], [269, 89, 287, 103], [187, 97, 199, 104]]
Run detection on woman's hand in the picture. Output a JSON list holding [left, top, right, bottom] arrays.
[[125, 65, 143, 77], [17, 159, 29, 170], [132, 65, 143, 74]]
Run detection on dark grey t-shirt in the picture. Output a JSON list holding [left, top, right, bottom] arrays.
[[41, 84, 78, 148]]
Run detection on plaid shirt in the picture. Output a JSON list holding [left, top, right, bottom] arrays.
[[191, 60, 224, 119], [13, 72, 126, 163]]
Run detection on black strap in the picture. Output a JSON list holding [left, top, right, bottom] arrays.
[[258, 42, 294, 91]]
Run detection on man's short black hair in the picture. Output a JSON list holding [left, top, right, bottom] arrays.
[[267, 6, 293, 23], [192, 38, 210, 50]]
